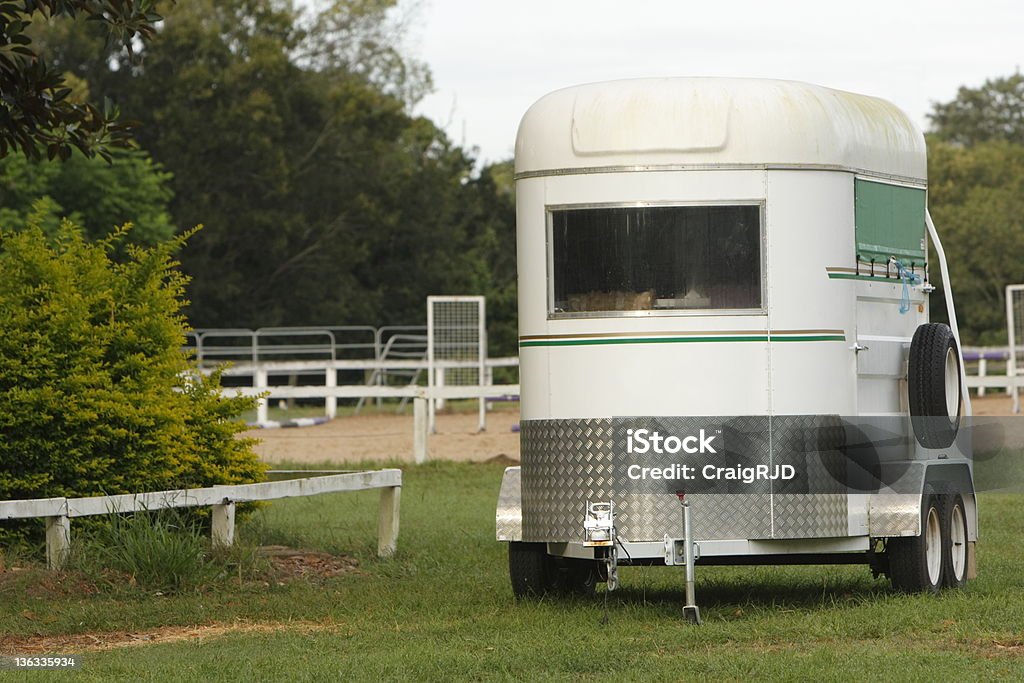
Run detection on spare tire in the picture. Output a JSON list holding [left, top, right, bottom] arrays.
[[908, 323, 962, 449]]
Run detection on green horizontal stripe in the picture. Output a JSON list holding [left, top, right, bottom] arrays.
[[772, 335, 846, 342], [520, 335, 844, 348]]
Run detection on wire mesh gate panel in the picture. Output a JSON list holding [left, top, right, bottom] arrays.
[[1007, 284, 1024, 413], [427, 296, 487, 431]]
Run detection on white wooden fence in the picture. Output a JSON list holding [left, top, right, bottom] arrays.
[[962, 346, 1015, 396], [0, 469, 402, 570], [211, 356, 519, 426]]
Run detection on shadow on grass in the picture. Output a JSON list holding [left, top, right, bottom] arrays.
[[506, 566, 897, 623], [614, 578, 886, 611], [510, 566, 899, 621]]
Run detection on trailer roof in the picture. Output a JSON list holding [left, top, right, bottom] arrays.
[[515, 78, 926, 182]]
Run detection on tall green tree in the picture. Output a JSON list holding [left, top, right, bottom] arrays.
[[74, 0, 516, 336], [927, 140, 1024, 344], [929, 72, 1024, 146], [927, 72, 1024, 344], [33, 0, 519, 348], [0, 148, 175, 245], [0, 1, 166, 160]]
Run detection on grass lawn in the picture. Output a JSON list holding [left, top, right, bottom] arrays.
[[1, 461, 1022, 681]]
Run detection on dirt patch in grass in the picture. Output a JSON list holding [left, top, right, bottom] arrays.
[[967, 638, 1024, 658], [0, 566, 109, 601], [260, 545, 361, 580], [0, 620, 337, 655], [0, 544, 361, 604]]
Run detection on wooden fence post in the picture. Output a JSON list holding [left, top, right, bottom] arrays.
[[45, 515, 71, 570], [413, 397, 428, 464], [255, 367, 269, 424], [325, 366, 337, 418], [377, 486, 401, 558], [211, 501, 236, 547]]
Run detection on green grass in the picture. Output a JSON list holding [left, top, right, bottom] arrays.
[[1, 462, 1022, 681]]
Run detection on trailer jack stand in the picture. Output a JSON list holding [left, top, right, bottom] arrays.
[[666, 493, 702, 624]]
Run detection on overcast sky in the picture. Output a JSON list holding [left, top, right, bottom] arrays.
[[409, 0, 1023, 166]]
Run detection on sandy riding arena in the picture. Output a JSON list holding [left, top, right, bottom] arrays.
[[244, 408, 522, 464], [244, 396, 1015, 465]]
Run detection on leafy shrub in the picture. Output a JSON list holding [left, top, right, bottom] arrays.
[[0, 218, 265, 540]]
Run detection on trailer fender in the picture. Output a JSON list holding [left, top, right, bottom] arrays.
[[925, 462, 978, 542], [868, 461, 977, 542], [496, 466, 523, 542]]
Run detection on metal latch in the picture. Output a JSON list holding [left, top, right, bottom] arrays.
[[584, 501, 618, 591], [583, 501, 615, 547], [663, 537, 701, 565]]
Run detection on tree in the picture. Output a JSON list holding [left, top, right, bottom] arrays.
[[299, 0, 433, 108], [0, 217, 264, 533], [459, 160, 517, 358], [97, 0, 405, 326], [924, 71, 1024, 344], [0, 1, 167, 160], [74, 0, 513, 334], [37, 0, 519, 345], [927, 140, 1024, 344], [0, 148, 175, 245], [929, 72, 1024, 146]]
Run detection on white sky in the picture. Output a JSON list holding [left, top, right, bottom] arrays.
[[410, 0, 1023, 166]]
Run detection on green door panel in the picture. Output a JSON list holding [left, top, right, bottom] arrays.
[[855, 179, 926, 263]]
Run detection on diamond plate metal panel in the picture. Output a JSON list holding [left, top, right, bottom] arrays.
[[770, 415, 848, 538], [522, 418, 777, 541], [868, 493, 922, 537], [521, 419, 616, 542], [689, 494, 772, 540], [495, 466, 522, 541], [772, 495, 848, 538], [520, 416, 866, 543]]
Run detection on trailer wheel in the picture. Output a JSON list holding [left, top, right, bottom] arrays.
[[942, 492, 970, 589], [909, 323, 961, 449], [888, 486, 943, 593], [509, 542, 552, 598]]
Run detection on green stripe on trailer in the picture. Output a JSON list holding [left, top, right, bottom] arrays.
[[520, 335, 845, 347]]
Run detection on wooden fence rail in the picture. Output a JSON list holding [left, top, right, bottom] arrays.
[[0, 469, 402, 570]]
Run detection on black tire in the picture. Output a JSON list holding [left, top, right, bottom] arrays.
[[509, 542, 551, 598], [941, 492, 970, 589], [888, 486, 943, 594], [908, 323, 962, 449]]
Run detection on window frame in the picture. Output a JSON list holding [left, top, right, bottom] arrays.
[[544, 200, 768, 319]]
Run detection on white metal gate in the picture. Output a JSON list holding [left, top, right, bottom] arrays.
[[1006, 284, 1024, 413], [427, 296, 487, 432]]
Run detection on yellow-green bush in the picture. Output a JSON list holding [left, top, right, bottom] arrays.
[[0, 218, 265, 538]]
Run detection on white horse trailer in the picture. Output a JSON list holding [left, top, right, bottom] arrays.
[[496, 78, 977, 614]]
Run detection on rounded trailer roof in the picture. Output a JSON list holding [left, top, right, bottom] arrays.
[[514, 78, 926, 183]]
